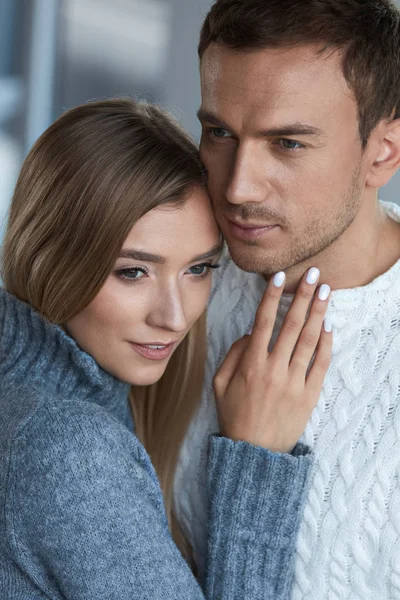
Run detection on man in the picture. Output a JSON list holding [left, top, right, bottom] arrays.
[[174, 0, 400, 598]]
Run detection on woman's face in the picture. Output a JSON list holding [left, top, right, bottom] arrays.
[[65, 186, 221, 385]]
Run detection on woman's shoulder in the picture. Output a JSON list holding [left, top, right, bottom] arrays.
[[12, 389, 148, 461], [2, 384, 156, 497], [3, 388, 165, 537], [1, 388, 192, 599], [1, 379, 130, 436]]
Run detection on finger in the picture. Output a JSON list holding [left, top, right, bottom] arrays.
[[305, 319, 333, 398], [246, 271, 286, 361], [213, 335, 250, 397], [289, 284, 331, 375], [272, 267, 321, 365]]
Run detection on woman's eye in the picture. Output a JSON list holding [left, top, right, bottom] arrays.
[[116, 267, 148, 281], [188, 264, 210, 276], [187, 263, 220, 278], [279, 139, 303, 150]]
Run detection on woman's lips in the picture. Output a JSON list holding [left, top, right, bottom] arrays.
[[226, 219, 279, 240], [129, 342, 176, 361]]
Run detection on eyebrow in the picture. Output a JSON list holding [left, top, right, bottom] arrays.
[[118, 244, 223, 264], [197, 108, 324, 138]]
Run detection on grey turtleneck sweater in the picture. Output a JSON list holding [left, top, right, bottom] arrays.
[[0, 288, 312, 599]]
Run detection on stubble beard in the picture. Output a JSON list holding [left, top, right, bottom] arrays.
[[223, 164, 363, 277]]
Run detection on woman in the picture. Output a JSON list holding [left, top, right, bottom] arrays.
[[0, 98, 332, 599]]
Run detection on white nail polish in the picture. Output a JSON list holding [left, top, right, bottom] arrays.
[[273, 271, 286, 287], [318, 284, 331, 301], [324, 317, 332, 333], [306, 267, 320, 285]]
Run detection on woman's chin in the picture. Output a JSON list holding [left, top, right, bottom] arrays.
[[113, 361, 169, 387]]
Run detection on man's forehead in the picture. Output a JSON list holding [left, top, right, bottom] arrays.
[[200, 43, 355, 123], [200, 42, 348, 97]]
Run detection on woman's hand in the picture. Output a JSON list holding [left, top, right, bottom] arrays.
[[213, 268, 332, 454]]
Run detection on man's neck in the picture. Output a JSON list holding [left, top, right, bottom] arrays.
[[281, 197, 400, 294]]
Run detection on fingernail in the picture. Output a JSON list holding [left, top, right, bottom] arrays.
[[273, 271, 286, 287], [318, 284, 331, 301], [324, 317, 332, 333], [306, 267, 320, 285]]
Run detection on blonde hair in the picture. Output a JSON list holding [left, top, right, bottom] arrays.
[[1, 98, 207, 564]]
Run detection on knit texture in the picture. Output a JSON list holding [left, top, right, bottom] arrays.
[[0, 288, 312, 599], [175, 201, 400, 599]]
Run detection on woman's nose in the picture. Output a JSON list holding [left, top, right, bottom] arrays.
[[146, 289, 188, 334]]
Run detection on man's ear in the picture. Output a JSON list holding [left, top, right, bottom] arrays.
[[366, 118, 400, 188]]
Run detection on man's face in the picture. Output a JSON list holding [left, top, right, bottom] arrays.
[[199, 43, 366, 276]]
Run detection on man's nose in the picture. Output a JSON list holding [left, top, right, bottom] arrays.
[[225, 144, 270, 205], [146, 287, 188, 334]]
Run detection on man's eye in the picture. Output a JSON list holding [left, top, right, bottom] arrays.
[[210, 127, 232, 138], [279, 139, 303, 150]]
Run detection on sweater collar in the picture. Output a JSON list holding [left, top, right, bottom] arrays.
[[0, 289, 130, 409], [328, 201, 400, 307], [250, 201, 400, 321]]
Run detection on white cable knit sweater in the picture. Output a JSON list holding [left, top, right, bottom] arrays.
[[174, 201, 400, 599]]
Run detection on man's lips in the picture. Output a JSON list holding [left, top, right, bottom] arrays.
[[225, 217, 279, 240]]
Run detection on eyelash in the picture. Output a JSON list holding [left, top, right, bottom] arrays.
[[116, 263, 221, 283]]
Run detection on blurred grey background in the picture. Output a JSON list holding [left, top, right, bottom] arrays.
[[0, 0, 399, 243]]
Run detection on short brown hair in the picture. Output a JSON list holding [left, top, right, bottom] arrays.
[[199, 0, 400, 146]]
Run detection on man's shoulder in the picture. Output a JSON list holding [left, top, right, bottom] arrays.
[[209, 246, 265, 318], [206, 246, 266, 354]]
